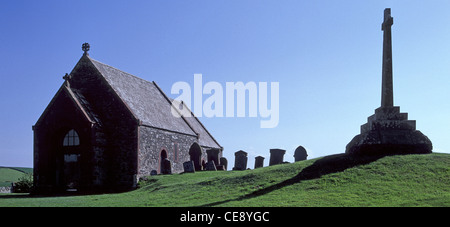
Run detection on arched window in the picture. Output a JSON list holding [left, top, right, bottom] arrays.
[[63, 129, 80, 146]]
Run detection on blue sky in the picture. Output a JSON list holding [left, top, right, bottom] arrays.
[[1, 0, 449, 168]]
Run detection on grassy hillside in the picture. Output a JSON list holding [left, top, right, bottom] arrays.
[[0, 153, 449, 207], [0, 167, 32, 187]]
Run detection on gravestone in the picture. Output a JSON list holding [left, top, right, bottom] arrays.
[[206, 148, 220, 166], [205, 161, 217, 171], [183, 160, 195, 173], [254, 156, 265, 169], [294, 146, 308, 162], [233, 150, 248, 170], [201, 160, 206, 170], [220, 157, 228, 170], [269, 149, 286, 166], [346, 8, 432, 156], [161, 158, 172, 174], [150, 170, 158, 176]]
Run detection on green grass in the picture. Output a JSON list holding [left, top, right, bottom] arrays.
[[0, 167, 32, 187], [1, 153, 449, 207]]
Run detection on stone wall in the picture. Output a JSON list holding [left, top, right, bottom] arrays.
[[137, 126, 203, 177], [70, 58, 139, 190], [0, 187, 12, 193]]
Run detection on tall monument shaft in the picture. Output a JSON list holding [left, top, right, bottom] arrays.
[[346, 8, 432, 156], [381, 8, 394, 107]]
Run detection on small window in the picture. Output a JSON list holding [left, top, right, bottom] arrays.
[[63, 129, 80, 146]]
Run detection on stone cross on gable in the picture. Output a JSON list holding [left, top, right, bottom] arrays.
[[381, 8, 394, 107], [63, 73, 72, 87], [63, 73, 71, 81], [82, 42, 90, 56]]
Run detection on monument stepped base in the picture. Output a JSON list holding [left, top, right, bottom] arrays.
[[346, 106, 432, 156], [346, 128, 432, 156]]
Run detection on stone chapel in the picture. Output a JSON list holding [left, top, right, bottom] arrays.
[[33, 44, 222, 193]]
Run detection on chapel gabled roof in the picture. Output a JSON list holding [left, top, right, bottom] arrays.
[[34, 83, 100, 127], [84, 55, 222, 149]]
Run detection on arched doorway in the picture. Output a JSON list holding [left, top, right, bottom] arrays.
[[189, 143, 203, 171], [160, 149, 168, 160]]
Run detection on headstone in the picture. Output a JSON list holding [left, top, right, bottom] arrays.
[[220, 157, 228, 170], [150, 170, 158, 176], [269, 149, 286, 166], [254, 156, 265, 169], [294, 146, 308, 162], [233, 150, 248, 170], [206, 148, 220, 166], [183, 161, 195, 173], [161, 158, 172, 174], [346, 8, 432, 156], [201, 160, 206, 171], [205, 161, 217, 171]]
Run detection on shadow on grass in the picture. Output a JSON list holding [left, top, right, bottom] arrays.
[[0, 192, 88, 199], [0, 190, 118, 199], [0, 193, 31, 199], [201, 153, 386, 207]]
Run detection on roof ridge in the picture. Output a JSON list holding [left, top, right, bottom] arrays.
[[88, 56, 153, 85], [80, 55, 220, 148], [85, 56, 140, 123]]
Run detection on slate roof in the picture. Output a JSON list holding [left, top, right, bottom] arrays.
[[69, 87, 103, 127], [87, 56, 221, 149], [170, 99, 222, 149]]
